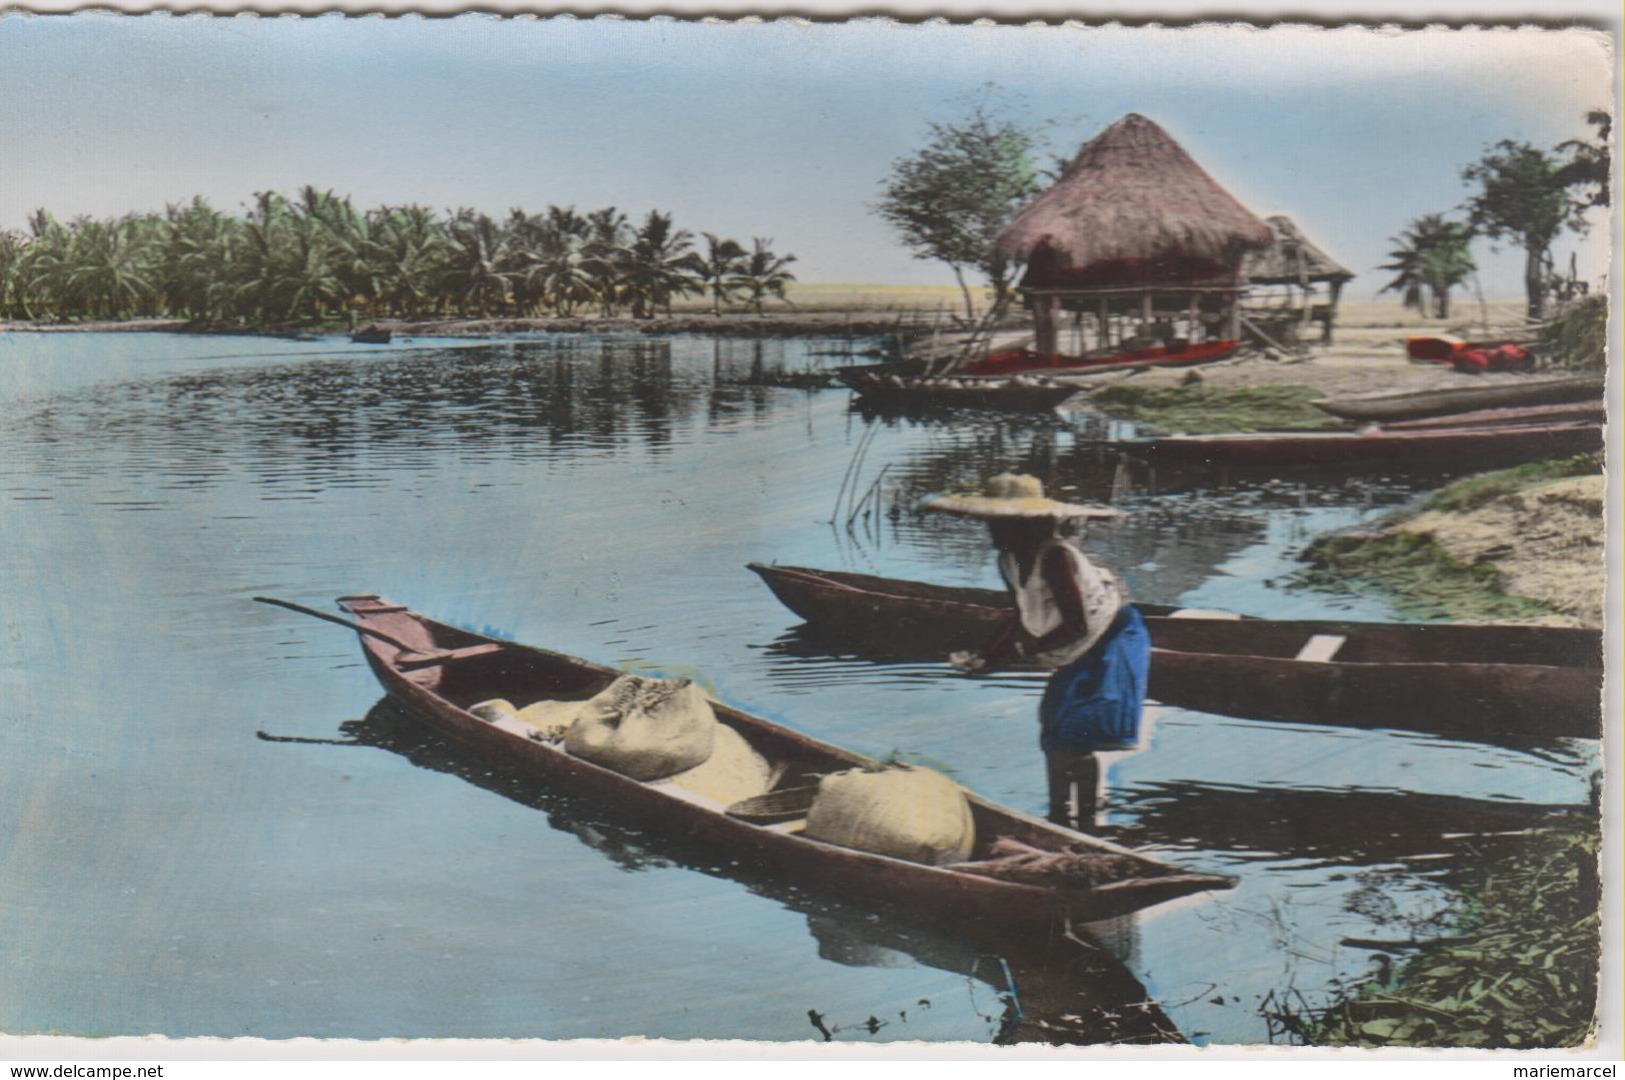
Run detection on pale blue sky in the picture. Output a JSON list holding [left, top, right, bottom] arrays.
[[0, 16, 1611, 297]]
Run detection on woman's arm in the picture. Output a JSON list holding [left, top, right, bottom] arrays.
[[951, 613, 1022, 673]]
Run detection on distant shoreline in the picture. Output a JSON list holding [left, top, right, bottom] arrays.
[[0, 311, 990, 341]]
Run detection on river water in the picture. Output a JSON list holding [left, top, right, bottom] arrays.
[[0, 332, 1597, 1044]]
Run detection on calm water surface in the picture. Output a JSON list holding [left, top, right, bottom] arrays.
[[0, 332, 1597, 1044]]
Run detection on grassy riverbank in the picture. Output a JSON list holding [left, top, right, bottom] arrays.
[[1296, 455, 1605, 624], [1278, 814, 1600, 1048], [1087, 383, 1337, 434]]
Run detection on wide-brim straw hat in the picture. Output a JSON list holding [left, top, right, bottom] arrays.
[[921, 473, 1126, 521]]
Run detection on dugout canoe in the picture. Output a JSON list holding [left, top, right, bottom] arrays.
[[1377, 400, 1605, 431], [350, 324, 393, 344], [848, 372, 1080, 413], [962, 340, 1242, 379], [746, 564, 1601, 741], [1126, 421, 1603, 469], [269, 595, 1235, 936], [1311, 374, 1603, 422]]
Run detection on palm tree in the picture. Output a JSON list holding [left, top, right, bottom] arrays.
[[161, 197, 242, 322], [692, 233, 747, 316], [0, 229, 27, 320], [235, 191, 350, 323], [582, 207, 632, 317], [1378, 214, 1476, 319], [63, 215, 158, 319], [15, 210, 73, 320], [624, 211, 697, 319], [440, 209, 512, 317], [732, 237, 797, 316], [368, 205, 447, 319], [531, 205, 595, 317], [297, 187, 379, 322]]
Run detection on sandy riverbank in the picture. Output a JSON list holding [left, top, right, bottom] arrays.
[[1299, 458, 1606, 627]]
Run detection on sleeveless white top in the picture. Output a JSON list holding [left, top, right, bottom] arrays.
[[999, 537, 1126, 668]]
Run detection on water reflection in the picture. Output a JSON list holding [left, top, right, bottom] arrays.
[[9, 336, 857, 498], [3, 331, 1598, 1044], [257, 698, 1181, 1046], [1108, 780, 1578, 866]]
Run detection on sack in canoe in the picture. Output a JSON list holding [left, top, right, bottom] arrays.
[[468, 697, 585, 740], [563, 674, 717, 781], [667, 724, 775, 805], [516, 699, 586, 739], [803, 765, 975, 866], [468, 698, 519, 723]]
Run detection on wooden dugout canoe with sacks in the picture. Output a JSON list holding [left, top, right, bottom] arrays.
[[746, 564, 1602, 742], [257, 595, 1235, 937]]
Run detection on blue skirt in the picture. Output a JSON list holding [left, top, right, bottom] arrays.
[[1038, 606, 1151, 754]]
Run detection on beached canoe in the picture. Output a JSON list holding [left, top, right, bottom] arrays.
[[1378, 400, 1606, 431], [1127, 421, 1603, 468], [1312, 374, 1603, 422], [962, 340, 1242, 379], [747, 565, 1602, 741], [294, 595, 1234, 935], [350, 325, 392, 344], [849, 372, 1080, 412]]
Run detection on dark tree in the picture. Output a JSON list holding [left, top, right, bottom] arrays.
[[1461, 141, 1586, 320]]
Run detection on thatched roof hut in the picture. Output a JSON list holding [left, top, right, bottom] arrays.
[[1000, 113, 1274, 291], [1244, 215, 1355, 286]]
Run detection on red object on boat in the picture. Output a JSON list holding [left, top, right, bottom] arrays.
[[1407, 336, 1533, 372], [1406, 335, 1468, 362], [962, 339, 1240, 377], [1453, 344, 1531, 373]]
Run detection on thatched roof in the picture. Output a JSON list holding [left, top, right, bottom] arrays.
[[1244, 215, 1355, 285], [1000, 113, 1274, 290]]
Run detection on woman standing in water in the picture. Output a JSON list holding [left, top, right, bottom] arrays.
[[924, 473, 1149, 828]]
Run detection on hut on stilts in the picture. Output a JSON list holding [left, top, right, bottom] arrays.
[[1241, 214, 1356, 346], [998, 113, 1274, 359]]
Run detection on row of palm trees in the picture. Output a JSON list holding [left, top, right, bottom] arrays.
[[0, 187, 798, 325]]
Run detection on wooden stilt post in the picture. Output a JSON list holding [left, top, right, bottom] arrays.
[[1227, 272, 1243, 340], [1034, 294, 1058, 355], [1324, 279, 1344, 344], [1098, 297, 1110, 350]]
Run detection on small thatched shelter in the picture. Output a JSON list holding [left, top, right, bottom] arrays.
[[1242, 214, 1355, 344], [999, 113, 1274, 354]]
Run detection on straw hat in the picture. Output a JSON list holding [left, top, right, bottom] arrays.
[[921, 473, 1125, 521]]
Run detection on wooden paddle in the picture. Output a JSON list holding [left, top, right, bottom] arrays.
[[252, 596, 502, 668]]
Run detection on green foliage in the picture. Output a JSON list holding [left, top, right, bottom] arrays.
[[623, 211, 699, 319], [1539, 293, 1609, 371], [1461, 139, 1587, 320], [1091, 383, 1338, 434], [1300, 817, 1600, 1048], [1423, 454, 1602, 514], [692, 232, 749, 317], [1554, 109, 1611, 210], [1378, 214, 1476, 319], [874, 102, 1041, 318], [0, 188, 785, 326], [731, 237, 798, 317], [1295, 531, 1558, 622]]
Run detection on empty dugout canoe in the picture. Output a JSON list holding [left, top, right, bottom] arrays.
[[746, 564, 1601, 741]]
